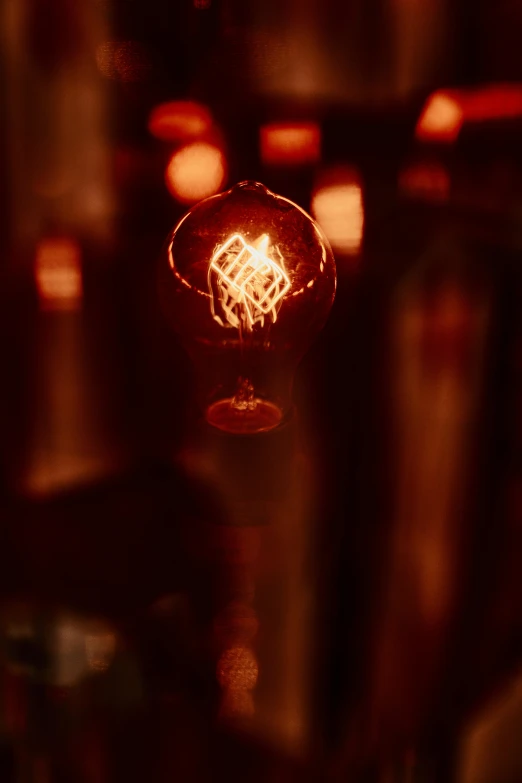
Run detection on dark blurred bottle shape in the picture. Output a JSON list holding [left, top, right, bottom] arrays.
[[325, 204, 522, 780], [1, 0, 122, 495]]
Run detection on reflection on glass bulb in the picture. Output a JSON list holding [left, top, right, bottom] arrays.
[[160, 181, 336, 433]]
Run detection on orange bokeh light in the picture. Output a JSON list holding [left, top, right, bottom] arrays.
[[464, 84, 522, 122], [148, 101, 213, 142], [217, 646, 258, 691], [259, 121, 321, 166], [311, 168, 364, 256], [35, 237, 82, 311], [416, 84, 522, 144], [165, 142, 226, 204], [416, 92, 464, 143], [399, 162, 450, 202]]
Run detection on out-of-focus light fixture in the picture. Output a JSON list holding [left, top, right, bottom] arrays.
[[311, 167, 364, 257], [416, 92, 464, 143], [416, 84, 522, 143], [165, 141, 226, 204], [160, 181, 336, 433], [259, 121, 321, 166], [148, 100, 213, 142], [463, 83, 522, 122], [399, 161, 450, 202], [217, 645, 259, 690], [35, 237, 83, 311]]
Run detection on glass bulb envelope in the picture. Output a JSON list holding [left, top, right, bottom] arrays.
[[160, 181, 336, 434]]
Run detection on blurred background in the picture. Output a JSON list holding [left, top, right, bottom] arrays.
[[2, 0, 522, 780]]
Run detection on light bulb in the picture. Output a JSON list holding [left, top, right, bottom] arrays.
[[160, 181, 336, 434]]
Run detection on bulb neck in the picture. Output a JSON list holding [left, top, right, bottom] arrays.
[[184, 341, 300, 436]]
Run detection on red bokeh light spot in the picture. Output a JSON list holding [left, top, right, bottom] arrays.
[[148, 101, 213, 142], [416, 92, 464, 143], [415, 84, 522, 144], [464, 84, 522, 122], [165, 142, 226, 204], [312, 168, 364, 256], [260, 121, 321, 165], [217, 646, 258, 691], [35, 237, 82, 311]]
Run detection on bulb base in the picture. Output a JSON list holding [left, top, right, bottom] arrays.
[[206, 399, 283, 435]]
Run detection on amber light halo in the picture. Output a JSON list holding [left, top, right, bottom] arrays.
[[160, 181, 336, 434]]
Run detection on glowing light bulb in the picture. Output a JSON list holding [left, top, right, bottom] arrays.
[[160, 181, 336, 433]]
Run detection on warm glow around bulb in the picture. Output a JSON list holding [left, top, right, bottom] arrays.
[[162, 180, 336, 433], [416, 92, 464, 143], [464, 84, 522, 122], [312, 174, 364, 256], [260, 121, 321, 165], [35, 237, 82, 311], [148, 100, 213, 142], [165, 142, 226, 204]]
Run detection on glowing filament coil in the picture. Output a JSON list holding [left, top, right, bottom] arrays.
[[209, 234, 290, 329]]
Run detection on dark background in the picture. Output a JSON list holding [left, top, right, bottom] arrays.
[[1, 1, 522, 781]]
